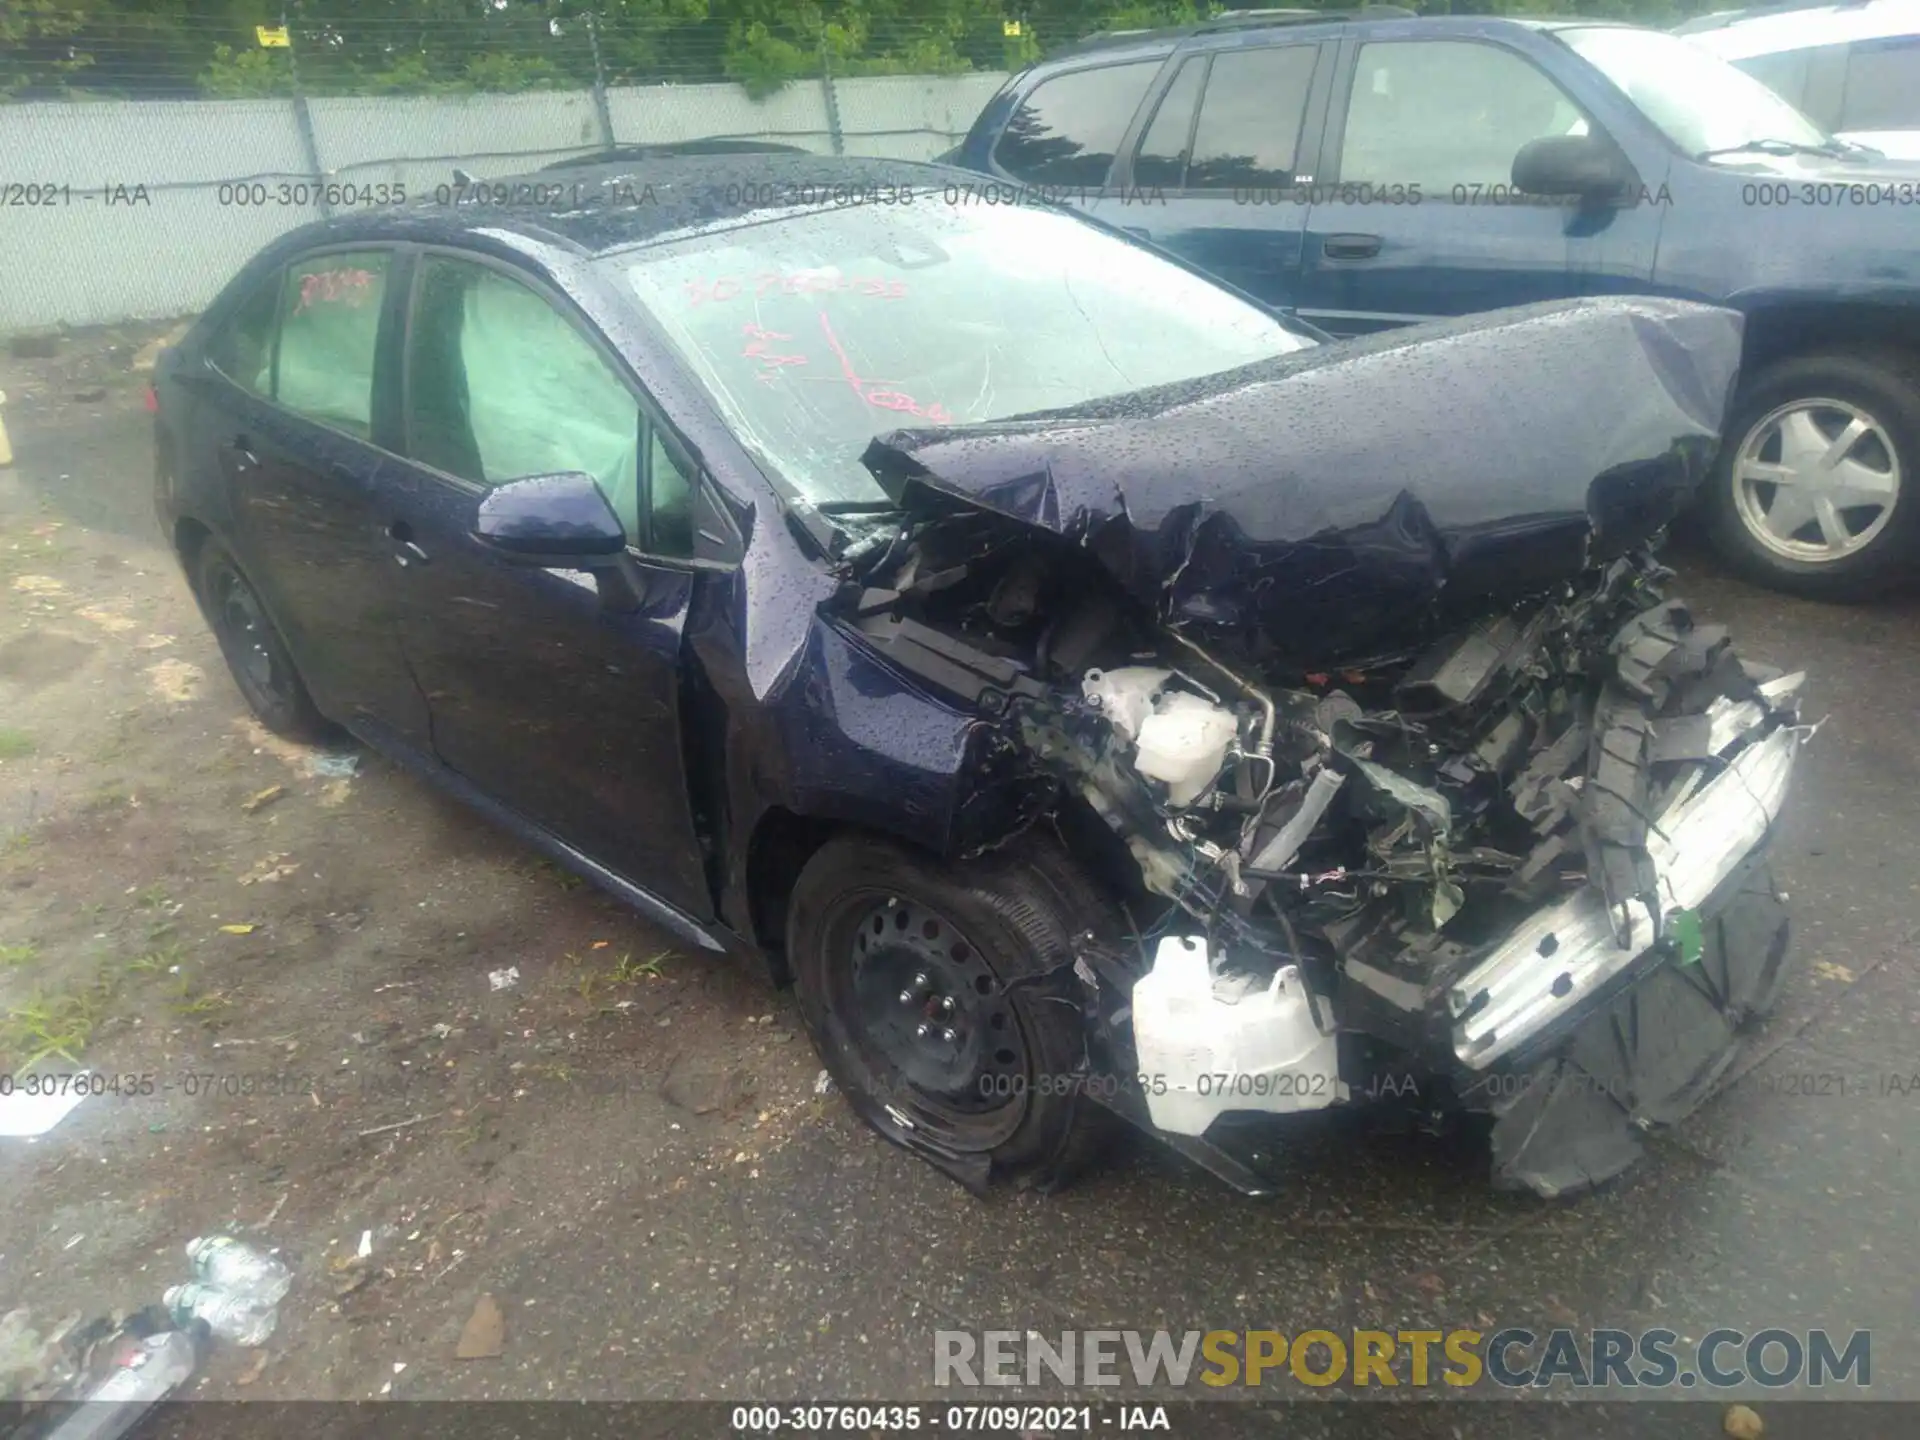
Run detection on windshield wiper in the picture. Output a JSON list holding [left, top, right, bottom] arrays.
[[1697, 138, 1850, 160]]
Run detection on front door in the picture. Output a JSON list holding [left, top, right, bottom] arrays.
[[375, 251, 712, 916], [1296, 37, 1666, 336]]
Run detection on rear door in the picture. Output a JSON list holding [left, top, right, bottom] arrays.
[[1296, 35, 1665, 335], [194, 247, 430, 746], [1092, 38, 1338, 310], [375, 248, 713, 916]]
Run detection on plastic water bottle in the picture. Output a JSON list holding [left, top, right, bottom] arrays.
[[185, 1235, 291, 1305], [44, 1328, 200, 1440], [163, 1283, 276, 1347]]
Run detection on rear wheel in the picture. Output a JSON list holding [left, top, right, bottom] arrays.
[[1703, 348, 1920, 600], [196, 539, 327, 739], [786, 831, 1120, 1191]]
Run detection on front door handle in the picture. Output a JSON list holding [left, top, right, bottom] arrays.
[[388, 519, 430, 567], [1322, 233, 1383, 261]]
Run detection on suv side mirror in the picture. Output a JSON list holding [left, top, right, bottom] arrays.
[[474, 471, 626, 566], [1512, 135, 1634, 203]]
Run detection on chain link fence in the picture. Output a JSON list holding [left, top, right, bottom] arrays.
[[0, 11, 1020, 331]]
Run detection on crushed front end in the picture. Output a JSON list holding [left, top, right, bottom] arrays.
[[831, 297, 1807, 1196]]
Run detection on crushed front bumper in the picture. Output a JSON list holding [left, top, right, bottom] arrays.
[[1450, 722, 1801, 1070]]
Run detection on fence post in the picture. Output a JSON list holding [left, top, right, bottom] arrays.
[[819, 39, 845, 156], [586, 13, 617, 151], [283, 6, 331, 218]]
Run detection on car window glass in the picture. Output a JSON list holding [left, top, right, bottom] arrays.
[[994, 60, 1160, 186], [275, 252, 388, 436], [1842, 36, 1920, 130], [1736, 47, 1814, 112], [206, 270, 280, 395], [1340, 41, 1590, 192], [405, 256, 645, 543], [647, 430, 695, 558], [1187, 45, 1319, 188], [1133, 57, 1206, 188]]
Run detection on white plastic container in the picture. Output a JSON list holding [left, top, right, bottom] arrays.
[[1133, 694, 1240, 806], [1130, 935, 1345, 1137]]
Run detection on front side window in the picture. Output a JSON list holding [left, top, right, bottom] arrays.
[[275, 251, 389, 437], [405, 256, 663, 549], [1842, 36, 1920, 131], [1735, 46, 1817, 114], [1186, 45, 1320, 188], [612, 196, 1314, 505], [1340, 41, 1591, 191], [1561, 25, 1830, 156], [994, 60, 1161, 186]]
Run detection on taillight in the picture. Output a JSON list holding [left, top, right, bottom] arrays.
[[144, 384, 159, 413]]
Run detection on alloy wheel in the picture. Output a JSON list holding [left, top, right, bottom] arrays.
[[1731, 397, 1901, 564]]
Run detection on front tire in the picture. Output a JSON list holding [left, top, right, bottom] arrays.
[[196, 539, 328, 740], [1703, 347, 1920, 600], [786, 831, 1120, 1191]]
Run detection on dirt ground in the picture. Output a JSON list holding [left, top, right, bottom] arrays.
[[0, 322, 832, 1401]]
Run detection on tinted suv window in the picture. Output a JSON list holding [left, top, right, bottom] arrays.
[[404, 256, 691, 556], [206, 270, 280, 395], [1339, 41, 1589, 192], [1134, 57, 1206, 188], [995, 60, 1160, 186], [275, 252, 389, 437], [1187, 46, 1319, 188], [1842, 36, 1920, 130]]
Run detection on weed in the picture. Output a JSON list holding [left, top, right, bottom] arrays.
[[2, 985, 106, 1072], [0, 942, 40, 967], [575, 949, 669, 1005], [0, 729, 35, 761], [133, 883, 172, 911], [127, 940, 186, 975]]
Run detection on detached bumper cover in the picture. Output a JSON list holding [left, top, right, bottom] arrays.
[[1450, 723, 1802, 1069]]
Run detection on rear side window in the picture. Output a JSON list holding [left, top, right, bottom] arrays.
[[1134, 57, 1207, 188], [275, 252, 390, 438], [1841, 36, 1920, 130], [994, 60, 1160, 186], [206, 271, 280, 395], [1186, 45, 1319, 188]]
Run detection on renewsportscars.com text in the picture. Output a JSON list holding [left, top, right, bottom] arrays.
[[934, 1328, 1871, 1390]]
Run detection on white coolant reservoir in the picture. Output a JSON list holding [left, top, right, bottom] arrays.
[[1081, 666, 1173, 743], [1130, 935, 1345, 1137], [1134, 693, 1239, 806]]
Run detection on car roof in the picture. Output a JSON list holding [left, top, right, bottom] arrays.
[[1679, 0, 1920, 55], [314, 154, 966, 258]]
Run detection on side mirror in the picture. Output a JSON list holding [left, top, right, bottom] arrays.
[[1512, 135, 1634, 203], [473, 471, 625, 566]]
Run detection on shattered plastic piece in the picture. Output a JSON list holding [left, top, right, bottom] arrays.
[[307, 751, 360, 779], [41, 1326, 199, 1440], [487, 967, 520, 992], [455, 1294, 504, 1359], [240, 785, 286, 814], [0, 1072, 91, 1138], [812, 1069, 835, 1096], [217, 924, 257, 936], [1724, 1404, 1765, 1439]]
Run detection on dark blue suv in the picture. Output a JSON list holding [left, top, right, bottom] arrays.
[[954, 10, 1920, 599]]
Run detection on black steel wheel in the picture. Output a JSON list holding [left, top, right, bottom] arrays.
[[787, 831, 1122, 1190], [196, 539, 326, 739]]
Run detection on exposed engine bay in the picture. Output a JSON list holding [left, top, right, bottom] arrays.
[[823, 297, 1807, 1197]]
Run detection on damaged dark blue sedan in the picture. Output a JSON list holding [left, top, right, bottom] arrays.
[[153, 156, 1807, 1200]]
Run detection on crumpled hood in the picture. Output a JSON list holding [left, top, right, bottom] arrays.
[[861, 296, 1743, 670]]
